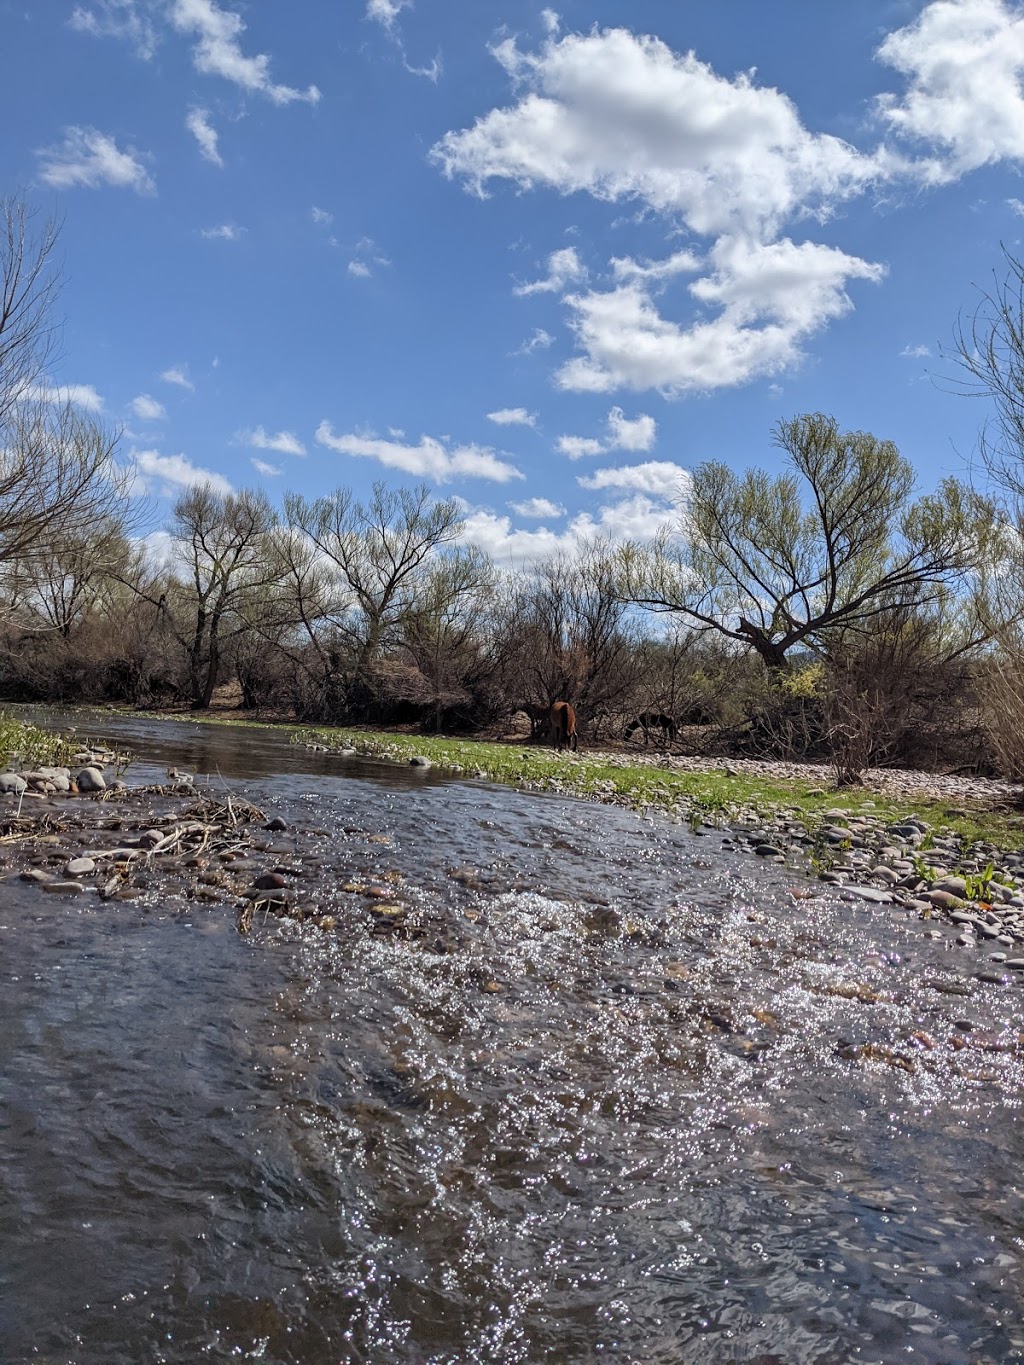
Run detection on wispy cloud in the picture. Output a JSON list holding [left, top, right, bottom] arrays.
[[251, 457, 282, 477], [237, 425, 306, 456], [513, 328, 554, 355], [316, 421, 523, 483], [36, 126, 154, 193], [130, 393, 166, 421], [134, 448, 232, 496], [514, 246, 586, 296], [900, 343, 931, 358], [69, 1, 159, 59], [168, 0, 320, 104], [200, 223, 245, 241], [366, 0, 411, 29], [312, 205, 333, 224], [160, 365, 194, 390], [186, 107, 223, 165], [487, 407, 536, 427]]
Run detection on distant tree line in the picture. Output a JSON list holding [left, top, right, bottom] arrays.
[[7, 195, 1024, 783]]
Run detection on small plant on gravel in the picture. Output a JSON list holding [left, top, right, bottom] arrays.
[[0, 714, 76, 771]]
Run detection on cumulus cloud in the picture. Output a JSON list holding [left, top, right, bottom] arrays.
[[252, 457, 282, 477], [433, 28, 891, 239], [201, 223, 245, 241], [509, 496, 566, 517], [36, 126, 154, 193], [134, 448, 232, 496], [901, 343, 931, 358], [160, 365, 194, 389], [348, 260, 372, 278], [238, 425, 306, 456], [577, 460, 689, 497], [514, 245, 586, 295], [460, 493, 677, 564], [186, 107, 222, 165], [315, 422, 524, 483], [876, 0, 1024, 179], [487, 407, 537, 426], [556, 434, 604, 459], [168, 0, 320, 104], [557, 237, 884, 394], [130, 393, 166, 421], [606, 405, 656, 451]]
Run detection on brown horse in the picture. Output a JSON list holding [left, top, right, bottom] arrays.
[[550, 700, 578, 752]]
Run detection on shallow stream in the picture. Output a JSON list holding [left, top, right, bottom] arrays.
[[1, 713, 1023, 1363]]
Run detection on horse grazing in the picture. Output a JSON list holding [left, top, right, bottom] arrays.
[[623, 712, 677, 747], [550, 700, 578, 753]]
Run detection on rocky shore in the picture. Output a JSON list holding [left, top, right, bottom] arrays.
[[6, 739, 1024, 981]]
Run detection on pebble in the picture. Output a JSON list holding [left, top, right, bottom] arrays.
[[264, 816, 288, 832], [65, 857, 95, 876]]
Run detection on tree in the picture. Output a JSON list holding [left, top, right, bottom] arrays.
[[0, 199, 132, 565], [140, 485, 277, 709], [284, 482, 464, 710], [618, 413, 980, 671]]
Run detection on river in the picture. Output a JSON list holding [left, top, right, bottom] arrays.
[[1, 712, 1022, 1364]]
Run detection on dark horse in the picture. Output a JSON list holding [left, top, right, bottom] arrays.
[[550, 700, 578, 752], [623, 712, 677, 746]]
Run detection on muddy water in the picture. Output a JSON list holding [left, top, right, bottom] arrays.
[[2, 714, 1024, 1364]]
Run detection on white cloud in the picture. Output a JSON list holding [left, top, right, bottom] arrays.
[[348, 260, 372, 277], [160, 365, 194, 389], [238, 425, 307, 456], [606, 405, 656, 451], [514, 328, 555, 354], [509, 496, 566, 517], [36, 126, 154, 194], [460, 493, 676, 564], [900, 343, 931, 358], [134, 448, 232, 496], [130, 393, 166, 421], [556, 435, 605, 459], [1009, 196, 1024, 215], [27, 382, 104, 412], [577, 460, 689, 497], [186, 107, 223, 166], [168, 0, 320, 104], [611, 249, 702, 283], [514, 245, 586, 295], [433, 28, 890, 240], [487, 407, 536, 426], [315, 421, 524, 483], [201, 223, 245, 241], [69, 1, 158, 59], [366, 0, 411, 28], [541, 9, 560, 35], [876, 0, 1024, 179], [558, 237, 884, 394], [312, 205, 333, 224], [251, 457, 282, 477]]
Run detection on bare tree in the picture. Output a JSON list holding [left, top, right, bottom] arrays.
[[284, 482, 464, 711], [619, 413, 981, 671], [135, 485, 278, 709], [0, 197, 61, 426]]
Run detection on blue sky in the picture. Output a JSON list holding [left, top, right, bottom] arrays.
[[4, 0, 1024, 561]]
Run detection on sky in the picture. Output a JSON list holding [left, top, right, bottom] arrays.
[[4, 0, 1024, 564]]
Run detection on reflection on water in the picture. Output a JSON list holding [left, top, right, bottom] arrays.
[[2, 712, 1023, 1364]]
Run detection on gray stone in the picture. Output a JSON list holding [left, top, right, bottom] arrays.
[[409, 756, 432, 768], [76, 767, 106, 792], [1004, 958, 1024, 971], [0, 772, 27, 795], [927, 889, 964, 910], [932, 876, 968, 897], [41, 881, 85, 894], [65, 857, 95, 876], [840, 885, 894, 904], [754, 843, 782, 857], [20, 868, 51, 882], [872, 866, 900, 885]]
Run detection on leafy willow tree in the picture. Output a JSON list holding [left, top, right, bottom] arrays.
[[618, 413, 983, 671]]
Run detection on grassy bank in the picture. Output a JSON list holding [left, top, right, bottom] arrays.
[[0, 713, 78, 771], [291, 724, 1024, 853]]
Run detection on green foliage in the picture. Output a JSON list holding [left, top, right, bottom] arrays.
[[0, 713, 76, 769]]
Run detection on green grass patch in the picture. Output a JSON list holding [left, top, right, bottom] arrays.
[[0, 712, 78, 771], [290, 724, 1024, 851]]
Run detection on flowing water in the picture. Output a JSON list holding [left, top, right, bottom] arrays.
[[2, 714, 1023, 1364]]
